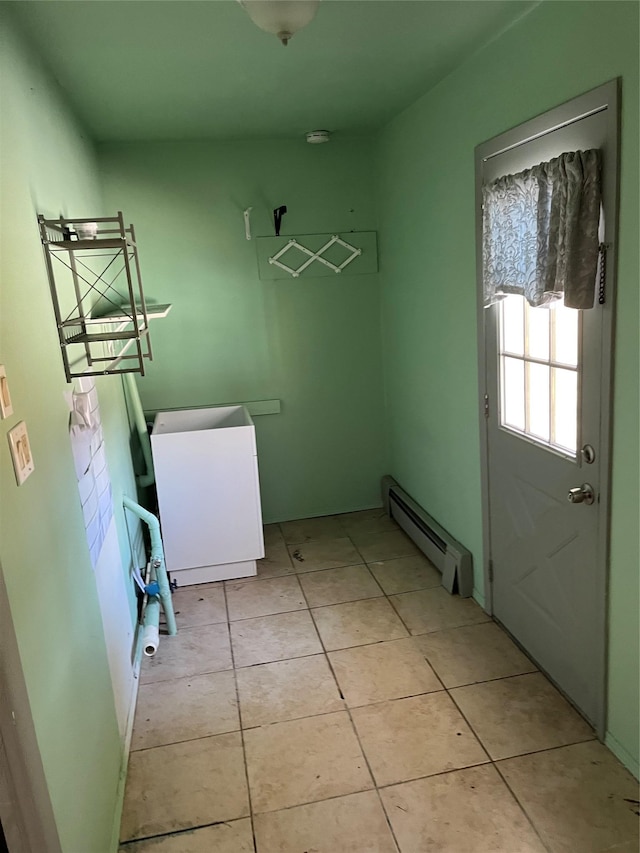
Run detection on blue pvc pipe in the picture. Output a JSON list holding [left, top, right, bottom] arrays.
[[123, 496, 177, 638]]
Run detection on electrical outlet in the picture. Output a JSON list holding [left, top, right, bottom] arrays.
[[0, 365, 14, 418], [8, 421, 34, 485]]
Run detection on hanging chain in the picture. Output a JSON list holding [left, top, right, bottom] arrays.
[[598, 242, 607, 305]]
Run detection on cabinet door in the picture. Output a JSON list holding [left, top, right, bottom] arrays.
[[152, 426, 264, 571]]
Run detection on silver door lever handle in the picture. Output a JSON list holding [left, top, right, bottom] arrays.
[[567, 484, 595, 505]]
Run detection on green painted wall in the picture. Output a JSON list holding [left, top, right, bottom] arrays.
[[0, 10, 139, 850], [99, 139, 387, 522], [376, 1, 638, 775]]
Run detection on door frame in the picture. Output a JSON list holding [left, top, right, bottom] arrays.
[[474, 80, 620, 738], [0, 562, 62, 853]]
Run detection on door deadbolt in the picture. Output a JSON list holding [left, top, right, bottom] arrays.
[[581, 444, 596, 464], [567, 484, 595, 505]]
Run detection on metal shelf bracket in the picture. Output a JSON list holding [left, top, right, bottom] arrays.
[[38, 212, 156, 382]]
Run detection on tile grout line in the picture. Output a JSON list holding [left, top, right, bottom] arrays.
[[379, 575, 417, 639], [234, 648, 325, 669], [131, 517, 606, 850], [133, 669, 590, 756], [385, 592, 497, 640], [241, 758, 492, 818], [282, 523, 412, 576], [348, 533, 373, 573], [490, 732, 640, 853], [275, 521, 569, 851], [123, 741, 596, 847], [228, 602, 308, 622], [491, 760, 554, 853], [224, 580, 259, 853], [378, 537, 586, 853], [244, 537, 390, 833], [258, 539, 426, 579], [297, 559, 386, 606], [348, 543, 389, 598], [121, 584, 244, 848], [286, 548, 424, 575], [226, 570, 440, 605], [297, 577, 403, 853], [359, 539, 493, 848], [119, 818, 247, 849], [444, 681, 554, 853], [129, 725, 240, 755], [126, 519, 600, 851], [252, 524, 413, 837], [143, 623, 535, 686], [444, 675, 597, 762], [293, 559, 367, 574], [357, 540, 466, 659]]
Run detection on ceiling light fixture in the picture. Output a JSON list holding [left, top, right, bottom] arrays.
[[237, 0, 320, 46]]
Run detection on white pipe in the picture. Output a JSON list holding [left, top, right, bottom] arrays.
[[123, 497, 177, 661], [142, 612, 160, 657], [123, 372, 155, 487]]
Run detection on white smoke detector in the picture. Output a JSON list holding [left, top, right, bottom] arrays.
[[306, 130, 331, 144]]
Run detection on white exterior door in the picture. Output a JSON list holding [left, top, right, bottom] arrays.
[[476, 82, 619, 732]]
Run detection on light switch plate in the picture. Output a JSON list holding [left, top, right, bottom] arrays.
[[8, 421, 34, 485], [0, 365, 13, 418]]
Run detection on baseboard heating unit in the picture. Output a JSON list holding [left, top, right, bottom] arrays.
[[381, 475, 473, 598]]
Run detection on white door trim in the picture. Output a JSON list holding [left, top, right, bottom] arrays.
[[474, 80, 620, 738], [0, 563, 62, 853]]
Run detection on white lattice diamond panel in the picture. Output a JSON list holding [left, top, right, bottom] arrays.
[[269, 235, 362, 278], [256, 231, 378, 280]]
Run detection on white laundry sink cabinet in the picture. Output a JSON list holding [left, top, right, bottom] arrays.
[[151, 405, 264, 585]]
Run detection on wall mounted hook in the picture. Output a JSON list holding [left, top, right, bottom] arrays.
[[243, 207, 253, 240], [273, 205, 287, 237]]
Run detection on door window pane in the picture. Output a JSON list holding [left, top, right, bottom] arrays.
[[498, 294, 579, 456], [527, 362, 550, 441], [502, 356, 525, 431], [553, 368, 578, 452], [526, 303, 550, 360], [501, 295, 525, 355], [553, 301, 579, 366]]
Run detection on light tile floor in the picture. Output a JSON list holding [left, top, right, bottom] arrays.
[[119, 510, 639, 853]]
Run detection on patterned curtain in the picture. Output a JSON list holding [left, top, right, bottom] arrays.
[[482, 149, 601, 309]]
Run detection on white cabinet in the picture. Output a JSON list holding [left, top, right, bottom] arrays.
[[151, 406, 264, 585]]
